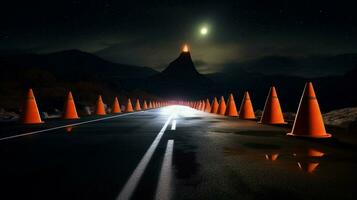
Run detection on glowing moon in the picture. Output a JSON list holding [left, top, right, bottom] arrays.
[[200, 27, 208, 35]]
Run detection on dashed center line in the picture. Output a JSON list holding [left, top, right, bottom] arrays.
[[116, 114, 174, 200], [155, 139, 174, 200], [171, 120, 176, 130]]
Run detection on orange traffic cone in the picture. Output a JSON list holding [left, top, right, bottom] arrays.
[[111, 97, 121, 114], [287, 82, 331, 138], [125, 98, 134, 112], [196, 101, 200, 110], [259, 86, 286, 124], [239, 91, 256, 119], [63, 91, 79, 119], [135, 99, 142, 111], [148, 101, 152, 109], [194, 101, 199, 109], [143, 100, 148, 110], [204, 99, 211, 112], [210, 97, 219, 114], [225, 94, 238, 117], [217, 96, 226, 115], [95, 95, 106, 115], [200, 100, 205, 111], [21, 88, 43, 124]]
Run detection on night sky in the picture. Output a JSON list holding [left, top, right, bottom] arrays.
[[1, 0, 357, 75]]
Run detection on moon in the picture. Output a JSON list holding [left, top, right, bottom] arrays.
[[200, 27, 208, 35]]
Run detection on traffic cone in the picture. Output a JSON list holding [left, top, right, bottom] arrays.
[[287, 82, 331, 138], [148, 101, 153, 109], [125, 98, 134, 112], [21, 88, 43, 124], [204, 99, 211, 112], [194, 101, 199, 109], [225, 94, 238, 117], [217, 96, 226, 115], [95, 95, 106, 115], [143, 100, 148, 110], [259, 86, 286, 124], [111, 97, 121, 114], [239, 91, 256, 119], [63, 91, 79, 119], [200, 100, 205, 111], [210, 97, 219, 114], [135, 99, 141, 111]]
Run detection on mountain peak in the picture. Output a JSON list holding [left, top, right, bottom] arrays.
[[161, 49, 200, 77]]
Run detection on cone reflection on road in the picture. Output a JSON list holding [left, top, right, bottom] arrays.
[[217, 96, 227, 115], [135, 99, 142, 111], [210, 97, 219, 114], [259, 86, 286, 124], [65, 126, 74, 133], [225, 93, 238, 117], [111, 97, 121, 114], [125, 98, 134, 112], [297, 162, 320, 173], [287, 82, 331, 138], [293, 147, 325, 158], [265, 154, 279, 161], [21, 88, 43, 124], [63, 91, 79, 119], [239, 91, 256, 119]]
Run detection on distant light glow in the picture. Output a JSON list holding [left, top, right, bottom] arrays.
[[200, 27, 208, 35], [182, 44, 189, 52]]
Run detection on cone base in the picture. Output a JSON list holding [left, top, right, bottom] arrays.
[[286, 132, 332, 138], [23, 121, 44, 124], [63, 117, 80, 120], [239, 117, 256, 120], [258, 121, 288, 125]]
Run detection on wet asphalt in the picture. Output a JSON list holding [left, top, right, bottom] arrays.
[[0, 105, 356, 200]]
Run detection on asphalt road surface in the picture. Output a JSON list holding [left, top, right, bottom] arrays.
[[0, 105, 356, 200]]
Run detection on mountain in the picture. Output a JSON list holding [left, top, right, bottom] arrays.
[[0, 50, 159, 111], [144, 50, 215, 98], [0, 49, 158, 81]]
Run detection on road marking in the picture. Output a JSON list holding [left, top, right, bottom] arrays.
[[171, 120, 176, 130], [116, 114, 174, 200], [155, 139, 174, 200], [0, 112, 143, 142]]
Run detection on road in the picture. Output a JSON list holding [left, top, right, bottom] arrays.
[[0, 105, 356, 200]]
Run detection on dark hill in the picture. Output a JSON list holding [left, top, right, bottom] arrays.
[[145, 51, 214, 98], [0, 50, 159, 111]]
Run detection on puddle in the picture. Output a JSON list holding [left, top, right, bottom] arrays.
[[243, 143, 281, 150]]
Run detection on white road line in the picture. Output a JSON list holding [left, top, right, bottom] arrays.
[[171, 120, 176, 130], [0, 112, 143, 142], [155, 140, 174, 200], [116, 114, 174, 200]]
